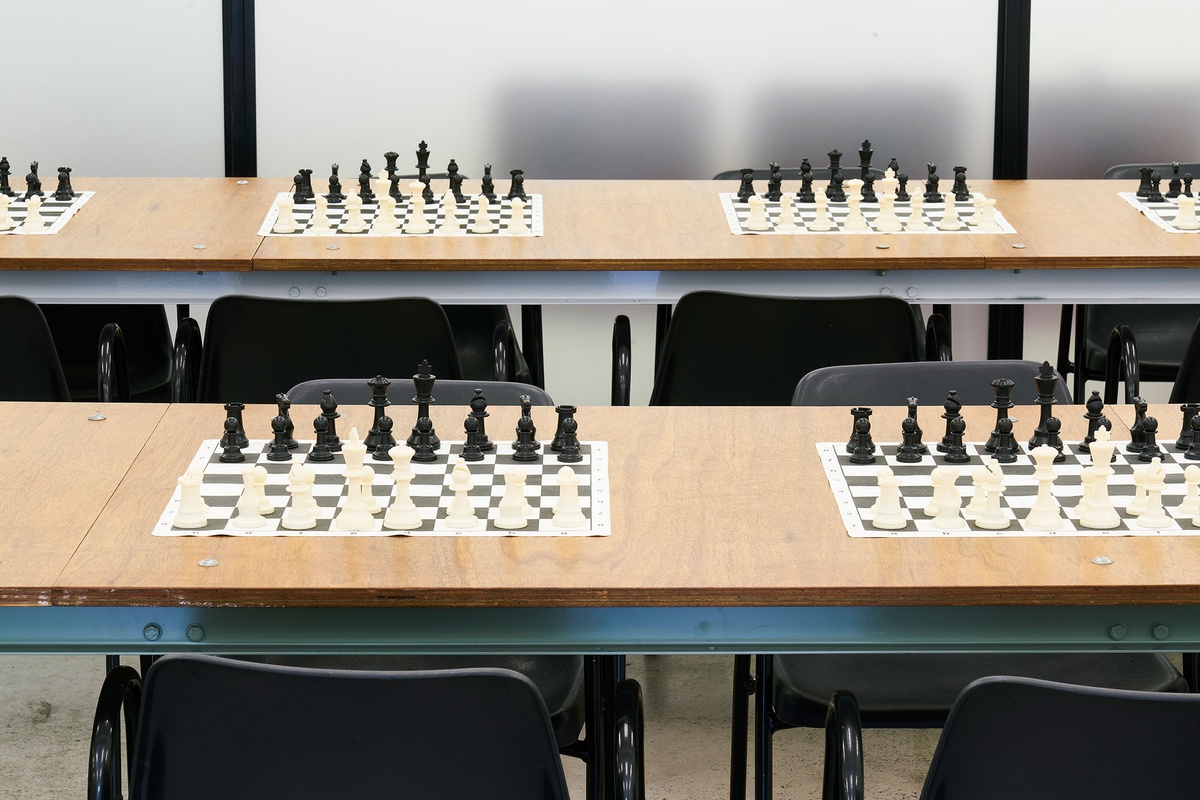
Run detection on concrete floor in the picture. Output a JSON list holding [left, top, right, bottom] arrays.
[[0, 654, 940, 800]]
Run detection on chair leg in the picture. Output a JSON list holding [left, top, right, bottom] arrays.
[[729, 654, 752, 800], [753, 654, 775, 800], [584, 655, 606, 800]]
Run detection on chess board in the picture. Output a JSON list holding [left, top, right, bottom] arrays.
[[720, 193, 1016, 235], [0, 191, 93, 235], [818, 440, 1200, 538], [154, 437, 609, 537], [258, 192, 543, 237], [1118, 192, 1199, 233]]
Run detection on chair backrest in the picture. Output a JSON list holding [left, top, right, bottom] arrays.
[[1102, 162, 1200, 181], [442, 304, 531, 383], [127, 655, 570, 800], [286, 377, 555, 406], [650, 291, 925, 406], [0, 296, 72, 401], [39, 303, 172, 401], [792, 360, 1072, 407], [918, 676, 1200, 800], [195, 296, 464, 404], [1169, 317, 1200, 403]]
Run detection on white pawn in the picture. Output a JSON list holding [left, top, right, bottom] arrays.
[[774, 195, 798, 231], [975, 460, 1010, 530], [340, 194, 367, 233], [372, 193, 398, 233], [1177, 464, 1200, 518], [404, 182, 431, 234], [0, 195, 12, 230], [976, 197, 1002, 232], [1025, 445, 1065, 531], [470, 194, 495, 234], [1174, 195, 1200, 230], [937, 195, 961, 231], [272, 196, 298, 233], [493, 469, 530, 530], [874, 193, 903, 233], [252, 465, 273, 515], [444, 461, 479, 529], [281, 464, 318, 530], [173, 464, 210, 529], [930, 466, 966, 531], [843, 197, 868, 231], [438, 191, 462, 234], [233, 467, 267, 529], [1126, 463, 1150, 516], [744, 195, 771, 231], [307, 195, 332, 234], [21, 195, 45, 231], [383, 445, 423, 530], [869, 465, 906, 530], [967, 194, 985, 227], [906, 192, 928, 231], [1076, 468, 1096, 519], [1136, 459, 1173, 529], [553, 467, 587, 528], [807, 193, 833, 231], [965, 463, 990, 516], [506, 197, 530, 234]]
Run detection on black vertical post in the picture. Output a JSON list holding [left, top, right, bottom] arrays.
[[988, 0, 1031, 359], [222, 0, 257, 178]]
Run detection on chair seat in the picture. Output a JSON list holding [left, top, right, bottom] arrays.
[[772, 652, 1188, 728]]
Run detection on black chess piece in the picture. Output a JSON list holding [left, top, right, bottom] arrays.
[[923, 162, 942, 203], [848, 417, 876, 464], [267, 415, 292, 461], [319, 390, 342, 452], [985, 379, 1015, 453], [219, 417, 246, 463], [1127, 397, 1149, 453], [1167, 175, 1183, 199], [513, 395, 540, 450], [952, 167, 970, 201], [896, 417, 923, 463], [551, 404, 577, 451], [796, 169, 815, 204], [448, 160, 466, 203], [1044, 417, 1066, 463], [407, 362, 440, 450], [223, 401, 250, 448], [415, 140, 431, 177], [943, 415, 970, 464], [736, 168, 755, 203], [327, 163, 346, 203], [1185, 174, 1194, 198], [308, 415, 335, 462], [461, 415, 485, 462], [357, 159, 375, 203], [275, 393, 298, 449], [412, 416, 438, 462], [53, 167, 73, 201], [992, 417, 1019, 463], [469, 389, 494, 452], [388, 171, 403, 201], [857, 139, 873, 180], [371, 416, 397, 461], [365, 374, 392, 452], [896, 173, 910, 202], [827, 149, 843, 180], [1147, 172, 1165, 203], [765, 162, 783, 201], [557, 417, 583, 463], [1137, 166, 1154, 198], [297, 168, 315, 203], [512, 416, 540, 462], [1080, 390, 1106, 452], [906, 397, 928, 454], [24, 161, 41, 200], [480, 164, 496, 202], [826, 173, 846, 203], [1187, 415, 1200, 460], [939, 390, 963, 452], [1027, 361, 1059, 449], [847, 407, 874, 454], [1138, 416, 1164, 462], [507, 169, 527, 202], [384, 151, 400, 180], [887, 157, 900, 176], [860, 173, 877, 204], [0, 156, 12, 197], [1177, 403, 1200, 450]]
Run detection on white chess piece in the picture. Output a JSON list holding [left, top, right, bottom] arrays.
[[967, 194, 985, 227], [869, 466, 906, 530], [975, 197, 1002, 232], [874, 193, 902, 233], [1126, 463, 1150, 516], [1135, 458, 1173, 529], [307, 195, 332, 234], [252, 466, 273, 515], [1173, 195, 1200, 230], [383, 445, 423, 530], [1079, 427, 1120, 529], [470, 194, 495, 234], [774, 196, 798, 231], [335, 428, 376, 531], [937, 195, 961, 231], [340, 194, 367, 233], [808, 193, 834, 231], [404, 181, 431, 234], [20, 195, 45, 231], [281, 463, 318, 530], [906, 193, 928, 231], [372, 193, 398, 233], [506, 197, 530, 234], [493, 469, 530, 530], [1024, 445, 1065, 530], [272, 196, 298, 233], [233, 467, 267, 529], [974, 460, 1010, 530], [438, 191, 462, 234], [444, 461, 479, 529], [744, 195, 771, 231], [552, 467, 587, 528], [1177, 464, 1200, 517], [172, 464, 209, 529], [930, 466, 966, 530], [0, 195, 12, 230], [842, 193, 869, 231], [965, 464, 989, 516]]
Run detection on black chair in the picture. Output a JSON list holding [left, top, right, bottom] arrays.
[[793, 360, 1072, 407], [613, 291, 947, 407], [287, 377, 554, 406], [735, 360, 1188, 800], [0, 296, 72, 401], [39, 304, 173, 401], [1056, 162, 1200, 401], [90, 654, 644, 800], [1105, 317, 1200, 405], [823, 676, 1200, 800], [173, 296, 474, 403], [443, 304, 533, 384]]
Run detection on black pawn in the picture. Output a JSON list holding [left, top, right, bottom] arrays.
[[896, 173, 910, 202], [1079, 390, 1105, 452], [952, 167, 970, 201], [860, 174, 877, 204], [906, 397, 927, 454], [308, 415, 335, 462], [412, 416, 438, 463], [54, 167, 73, 201], [985, 379, 1015, 453], [358, 159, 375, 203], [765, 162, 783, 201], [469, 389, 494, 451], [1186, 415, 1200, 460], [847, 407, 874, 454], [513, 395, 540, 450], [320, 390, 342, 453], [924, 162, 942, 203], [826, 173, 846, 203], [551, 404, 577, 451], [1148, 172, 1165, 203], [327, 163, 345, 203], [992, 417, 1019, 463], [1127, 397, 1148, 453], [461, 416, 485, 462], [895, 417, 923, 463], [512, 416, 540, 462], [848, 417, 876, 464], [371, 416, 397, 461], [507, 169, 527, 202], [1177, 403, 1200, 450], [943, 416, 970, 464], [1138, 416, 1164, 462], [1167, 163, 1182, 198], [0, 156, 11, 197], [275, 393, 298, 449], [223, 401, 250, 448], [1044, 417, 1066, 463], [939, 390, 963, 452], [267, 415, 292, 461], [480, 164, 496, 203], [219, 416, 246, 463], [796, 169, 815, 204], [408, 361, 440, 450], [736, 168, 755, 203], [557, 417, 583, 464]]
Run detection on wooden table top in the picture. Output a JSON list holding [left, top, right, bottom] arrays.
[[3, 178, 1192, 274], [38, 400, 1200, 611]]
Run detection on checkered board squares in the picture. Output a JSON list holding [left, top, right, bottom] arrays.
[[258, 192, 543, 237], [720, 193, 1016, 236], [0, 191, 93, 235], [818, 441, 1200, 538], [154, 438, 609, 537], [1118, 192, 1200, 233]]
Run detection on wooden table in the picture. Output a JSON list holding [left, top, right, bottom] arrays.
[[6, 401, 1200, 657]]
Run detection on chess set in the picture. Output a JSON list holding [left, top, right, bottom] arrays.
[[1118, 163, 1200, 233], [720, 192, 1015, 236], [0, 158, 90, 235]]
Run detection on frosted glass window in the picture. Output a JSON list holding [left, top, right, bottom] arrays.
[[4, 2, 224, 178], [1029, 2, 1200, 178], [256, 1, 997, 179]]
